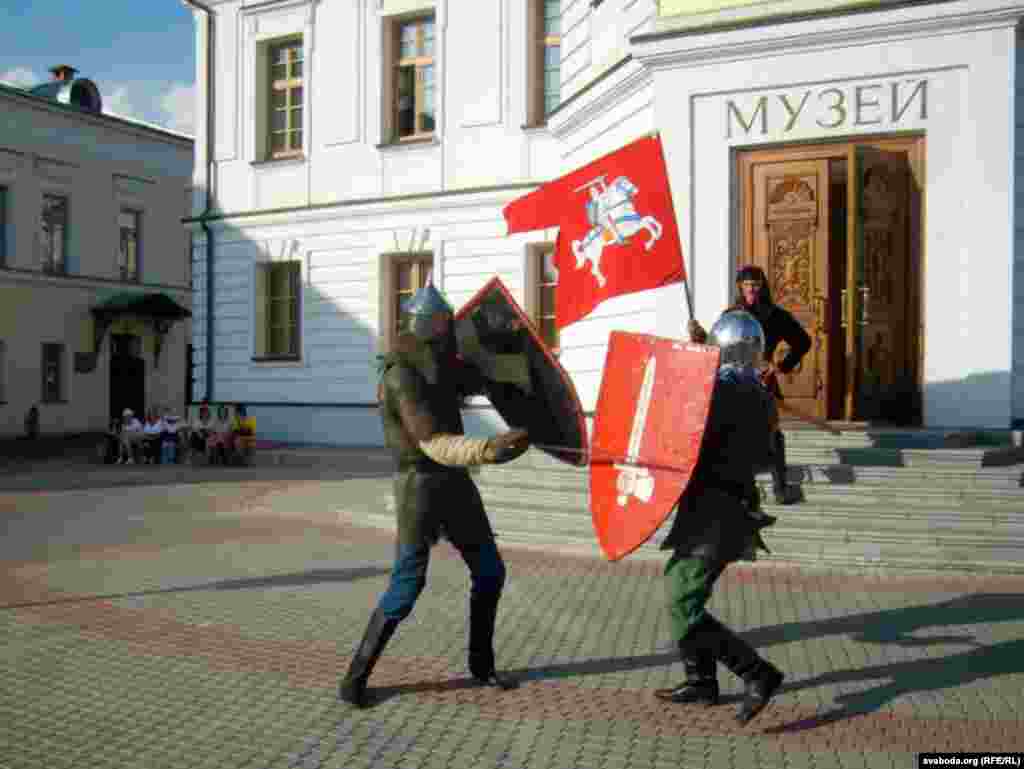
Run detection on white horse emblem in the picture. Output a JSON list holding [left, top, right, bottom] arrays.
[[571, 175, 664, 287]]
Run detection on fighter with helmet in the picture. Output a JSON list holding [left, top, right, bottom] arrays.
[[339, 279, 530, 708], [654, 310, 786, 726]]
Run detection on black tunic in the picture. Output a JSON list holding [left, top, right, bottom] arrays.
[[378, 336, 495, 548], [661, 366, 778, 563]]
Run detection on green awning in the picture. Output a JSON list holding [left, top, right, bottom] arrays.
[[91, 291, 192, 320]]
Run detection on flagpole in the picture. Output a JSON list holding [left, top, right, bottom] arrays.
[[681, 274, 695, 323]]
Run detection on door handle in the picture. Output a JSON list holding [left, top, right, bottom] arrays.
[[840, 289, 848, 329], [859, 286, 871, 327], [814, 294, 828, 333]]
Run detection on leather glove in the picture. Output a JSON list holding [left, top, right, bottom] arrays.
[[484, 428, 530, 464], [688, 319, 708, 343]]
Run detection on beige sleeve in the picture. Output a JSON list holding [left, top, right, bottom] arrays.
[[419, 434, 492, 467]]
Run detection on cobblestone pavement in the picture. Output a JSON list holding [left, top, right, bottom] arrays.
[[1, 463, 1023, 769]]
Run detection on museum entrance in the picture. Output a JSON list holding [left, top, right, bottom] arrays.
[[736, 135, 924, 424]]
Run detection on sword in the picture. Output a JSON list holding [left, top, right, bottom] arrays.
[[612, 355, 656, 505], [574, 175, 625, 245]]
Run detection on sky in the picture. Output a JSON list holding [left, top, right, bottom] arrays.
[[0, 0, 197, 135]]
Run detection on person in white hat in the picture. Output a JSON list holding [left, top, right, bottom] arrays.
[[117, 408, 144, 464]]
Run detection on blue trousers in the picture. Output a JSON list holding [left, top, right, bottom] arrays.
[[377, 539, 506, 622]]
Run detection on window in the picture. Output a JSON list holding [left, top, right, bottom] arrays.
[[42, 343, 64, 403], [528, 0, 561, 125], [119, 209, 141, 282], [533, 244, 559, 350], [541, 1, 561, 118], [0, 186, 7, 265], [393, 17, 435, 140], [381, 254, 433, 349], [254, 261, 301, 360], [268, 38, 304, 159], [40, 194, 68, 274]]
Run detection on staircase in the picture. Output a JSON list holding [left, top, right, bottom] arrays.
[[474, 427, 1024, 574]]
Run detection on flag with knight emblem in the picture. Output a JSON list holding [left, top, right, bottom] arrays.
[[503, 134, 686, 329]]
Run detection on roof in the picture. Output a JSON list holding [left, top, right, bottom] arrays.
[[0, 81, 193, 144], [91, 291, 192, 320]]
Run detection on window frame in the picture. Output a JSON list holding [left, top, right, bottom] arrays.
[[0, 185, 7, 266], [253, 260, 303, 362], [41, 342, 65, 404], [388, 14, 436, 143], [118, 208, 142, 282], [267, 36, 305, 161], [527, 0, 561, 127], [378, 252, 434, 354], [525, 242, 559, 353], [40, 193, 69, 275]]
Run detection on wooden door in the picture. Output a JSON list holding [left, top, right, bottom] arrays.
[[748, 159, 832, 419], [845, 144, 914, 423]]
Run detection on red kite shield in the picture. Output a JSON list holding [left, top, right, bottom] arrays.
[[590, 331, 720, 561]]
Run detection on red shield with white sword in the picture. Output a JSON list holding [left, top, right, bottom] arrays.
[[589, 331, 719, 561]]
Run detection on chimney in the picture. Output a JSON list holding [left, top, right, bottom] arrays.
[[49, 65, 79, 82]]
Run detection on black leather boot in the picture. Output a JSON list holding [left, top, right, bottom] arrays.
[[654, 636, 719, 705], [339, 609, 400, 708], [468, 594, 518, 690], [701, 614, 784, 726], [771, 431, 801, 505]]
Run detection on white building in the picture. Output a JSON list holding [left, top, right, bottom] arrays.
[[0, 66, 194, 438], [187, 0, 1024, 445]]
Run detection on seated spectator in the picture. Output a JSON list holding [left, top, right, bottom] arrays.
[[161, 410, 181, 465], [207, 404, 236, 465], [24, 405, 40, 440], [142, 410, 164, 464], [232, 404, 257, 465], [101, 417, 122, 464], [117, 408, 145, 464], [188, 402, 216, 463]]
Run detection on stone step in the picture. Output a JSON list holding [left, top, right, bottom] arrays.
[[479, 461, 1024, 495], [474, 498, 1024, 574], [478, 483, 1024, 523], [520, 442, 1023, 473]]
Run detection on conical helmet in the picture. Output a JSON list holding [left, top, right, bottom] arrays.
[[708, 310, 765, 369], [400, 274, 454, 342]]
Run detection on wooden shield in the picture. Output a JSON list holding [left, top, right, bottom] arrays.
[[454, 277, 588, 467], [590, 331, 720, 561]]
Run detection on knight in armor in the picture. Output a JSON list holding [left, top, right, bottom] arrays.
[[689, 265, 811, 505], [654, 310, 786, 726], [339, 280, 530, 708]]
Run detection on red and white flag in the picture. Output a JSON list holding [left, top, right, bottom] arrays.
[[504, 134, 686, 329]]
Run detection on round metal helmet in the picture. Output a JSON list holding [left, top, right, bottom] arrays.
[[400, 280, 454, 342], [708, 310, 765, 368]]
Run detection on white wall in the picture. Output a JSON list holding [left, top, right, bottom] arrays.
[[192, 187, 565, 443], [198, 0, 565, 219], [1014, 35, 1024, 429]]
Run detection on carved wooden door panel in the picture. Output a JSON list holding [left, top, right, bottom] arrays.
[[846, 145, 911, 422], [750, 160, 831, 419]]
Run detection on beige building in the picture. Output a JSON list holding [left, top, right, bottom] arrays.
[[0, 66, 194, 438]]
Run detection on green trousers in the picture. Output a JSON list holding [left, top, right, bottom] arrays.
[[664, 554, 726, 640]]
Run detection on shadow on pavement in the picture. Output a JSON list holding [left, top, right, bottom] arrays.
[[0, 566, 391, 611], [766, 637, 1024, 733], [365, 592, 1024, 722]]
